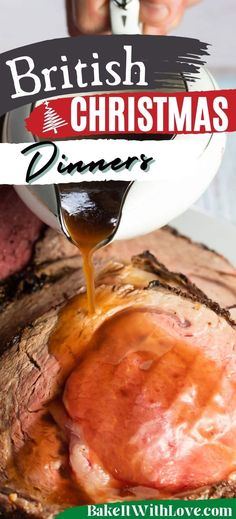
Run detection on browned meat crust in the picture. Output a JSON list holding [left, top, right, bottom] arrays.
[[1, 226, 236, 517], [1, 224, 236, 350], [0, 248, 236, 517]]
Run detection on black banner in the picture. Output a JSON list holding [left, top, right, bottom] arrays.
[[0, 35, 209, 117]]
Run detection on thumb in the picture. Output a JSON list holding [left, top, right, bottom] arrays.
[[73, 0, 110, 34], [140, 0, 185, 35]]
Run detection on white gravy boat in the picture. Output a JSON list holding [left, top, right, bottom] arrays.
[[2, 0, 226, 240]]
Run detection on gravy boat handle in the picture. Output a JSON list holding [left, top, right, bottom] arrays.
[[110, 0, 142, 34]]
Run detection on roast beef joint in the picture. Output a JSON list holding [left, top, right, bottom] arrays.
[[1, 242, 236, 518]]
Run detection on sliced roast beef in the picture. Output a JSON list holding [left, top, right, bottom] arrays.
[[100, 226, 236, 312], [1, 254, 236, 518], [1, 187, 236, 319], [0, 187, 42, 280], [0, 227, 82, 346], [1, 222, 236, 348]]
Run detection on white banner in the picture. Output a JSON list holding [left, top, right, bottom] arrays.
[[0, 137, 207, 184]]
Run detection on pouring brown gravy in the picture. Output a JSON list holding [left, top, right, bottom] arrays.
[[57, 181, 131, 314]]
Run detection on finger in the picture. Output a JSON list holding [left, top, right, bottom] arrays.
[[186, 0, 200, 5], [166, 0, 200, 32], [141, 0, 185, 35], [73, 0, 110, 34]]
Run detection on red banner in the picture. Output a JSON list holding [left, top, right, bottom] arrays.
[[25, 90, 236, 139]]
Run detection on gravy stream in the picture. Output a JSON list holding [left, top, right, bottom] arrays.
[[58, 181, 131, 314]]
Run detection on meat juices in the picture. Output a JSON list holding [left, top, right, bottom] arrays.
[[57, 283, 236, 502], [2, 245, 236, 514], [65, 308, 230, 494], [51, 184, 236, 502], [58, 181, 130, 314]]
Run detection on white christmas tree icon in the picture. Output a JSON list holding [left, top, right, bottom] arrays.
[[42, 101, 68, 134]]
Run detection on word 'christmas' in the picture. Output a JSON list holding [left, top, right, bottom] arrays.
[[70, 94, 229, 133]]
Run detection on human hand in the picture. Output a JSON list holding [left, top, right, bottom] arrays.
[[72, 0, 199, 35]]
